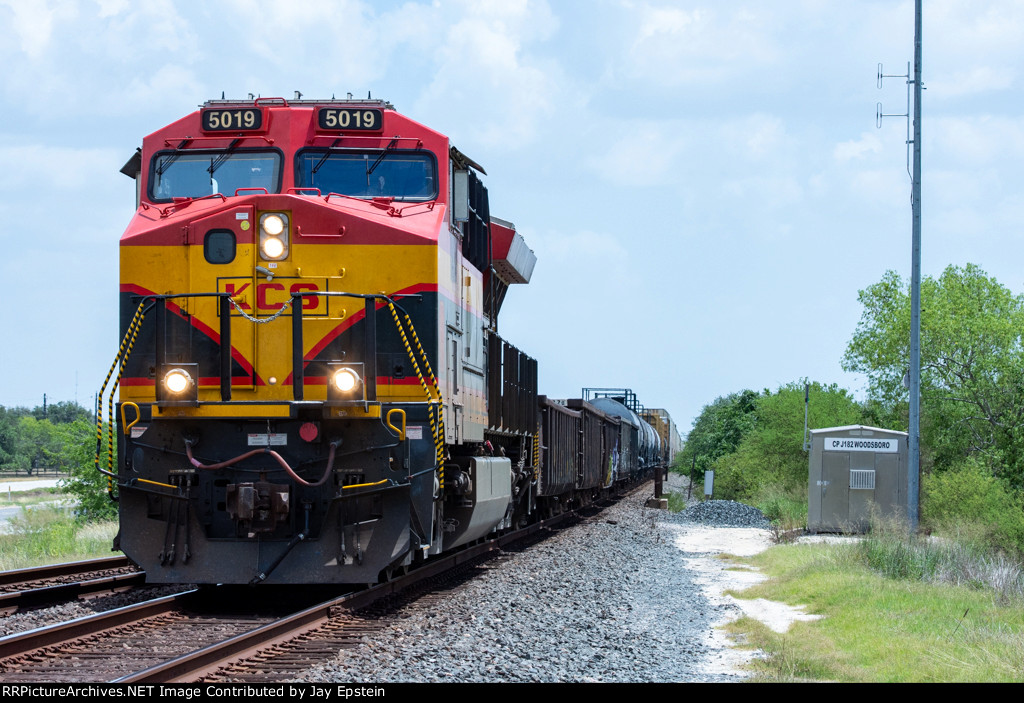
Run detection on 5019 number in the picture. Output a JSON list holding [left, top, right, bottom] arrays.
[[202, 109, 262, 131], [318, 108, 382, 131]]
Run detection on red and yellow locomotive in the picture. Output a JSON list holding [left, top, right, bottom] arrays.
[[109, 97, 538, 584]]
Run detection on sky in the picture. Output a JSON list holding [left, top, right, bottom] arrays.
[[1, 0, 1022, 435]]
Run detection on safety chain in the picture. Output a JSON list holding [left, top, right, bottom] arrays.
[[387, 303, 446, 482], [532, 422, 541, 480], [95, 300, 147, 500], [228, 296, 292, 324], [398, 308, 446, 466]]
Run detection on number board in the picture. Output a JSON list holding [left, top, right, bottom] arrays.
[[201, 108, 264, 132], [318, 108, 383, 131]]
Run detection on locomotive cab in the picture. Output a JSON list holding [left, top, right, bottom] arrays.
[[108, 97, 537, 585]]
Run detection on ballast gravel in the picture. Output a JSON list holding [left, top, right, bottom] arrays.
[[298, 478, 771, 684], [0, 479, 776, 682], [676, 498, 772, 529], [0, 584, 193, 638]]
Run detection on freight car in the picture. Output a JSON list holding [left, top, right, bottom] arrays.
[[98, 96, 674, 585]]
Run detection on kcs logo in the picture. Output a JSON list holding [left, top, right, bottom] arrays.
[[219, 278, 327, 315]]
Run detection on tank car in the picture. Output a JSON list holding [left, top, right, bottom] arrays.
[[100, 97, 675, 586]]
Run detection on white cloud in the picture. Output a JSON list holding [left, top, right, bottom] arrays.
[[586, 125, 688, 187], [95, 0, 129, 17], [723, 175, 803, 210], [0, 0, 200, 119], [411, 0, 564, 149], [736, 114, 788, 159], [0, 0, 75, 59], [931, 0, 1024, 55], [847, 168, 909, 208], [616, 2, 779, 86], [834, 133, 884, 162], [931, 115, 1024, 165], [928, 66, 1014, 98], [0, 143, 120, 190], [538, 229, 628, 264], [111, 64, 205, 116]]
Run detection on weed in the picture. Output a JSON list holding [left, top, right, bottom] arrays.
[[856, 514, 1024, 601], [664, 491, 688, 513], [0, 508, 117, 571]]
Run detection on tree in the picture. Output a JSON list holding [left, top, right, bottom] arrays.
[[33, 400, 91, 424], [709, 382, 865, 500], [676, 389, 759, 477], [12, 416, 58, 474], [56, 418, 117, 520], [843, 264, 1024, 486]]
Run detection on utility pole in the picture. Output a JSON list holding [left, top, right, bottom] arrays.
[[878, 2, 923, 534], [907, 0, 923, 533]]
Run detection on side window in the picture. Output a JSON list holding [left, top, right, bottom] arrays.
[[204, 230, 236, 264]]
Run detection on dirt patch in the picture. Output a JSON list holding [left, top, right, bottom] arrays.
[[664, 522, 823, 677]]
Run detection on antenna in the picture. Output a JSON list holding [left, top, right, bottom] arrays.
[[295, 90, 303, 100], [802, 382, 811, 452], [876, 62, 913, 181]]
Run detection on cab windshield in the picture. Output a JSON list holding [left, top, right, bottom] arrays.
[[296, 150, 436, 201], [149, 149, 281, 201]]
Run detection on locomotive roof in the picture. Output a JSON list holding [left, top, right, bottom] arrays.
[[201, 97, 397, 110], [192, 97, 486, 173]]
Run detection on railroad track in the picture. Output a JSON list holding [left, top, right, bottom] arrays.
[[0, 557, 146, 614], [0, 508, 582, 682]]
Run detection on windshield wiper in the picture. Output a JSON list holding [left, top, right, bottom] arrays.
[[207, 139, 241, 177], [367, 138, 398, 176], [311, 139, 342, 175], [156, 140, 192, 177]]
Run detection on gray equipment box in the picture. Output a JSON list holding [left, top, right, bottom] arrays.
[[807, 425, 908, 533]]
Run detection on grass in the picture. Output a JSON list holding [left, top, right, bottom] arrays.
[[1, 486, 65, 508], [0, 503, 118, 571], [726, 538, 1024, 682], [752, 485, 807, 533], [665, 491, 689, 512], [859, 520, 1024, 601]]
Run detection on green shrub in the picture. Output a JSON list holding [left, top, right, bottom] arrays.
[[755, 484, 807, 530], [923, 459, 1024, 555], [859, 531, 942, 581], [665, 492, 688, 513], [56, 419, 117, 521], [856, 521, 1024, 600]]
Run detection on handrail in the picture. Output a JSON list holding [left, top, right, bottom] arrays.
[[386, 409, 407, 441], [120, 402, 141, 436], [162, 135, 275, 147], [288, 290, 442, 480], [307, 134, 422, 147], [130, 293, 234, 402]]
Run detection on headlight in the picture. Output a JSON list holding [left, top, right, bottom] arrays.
[[331, 368, 361, 393], [259, 212, 289, 260], [164, 368, 194, 394], [262, 214, 285, 235], [262, 236, 285, 258]]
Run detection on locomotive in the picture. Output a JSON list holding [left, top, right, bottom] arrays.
[[103, 96, 673, 585]]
